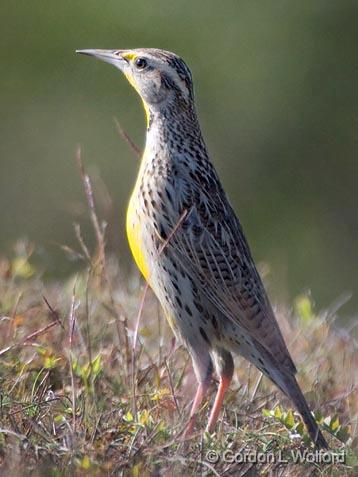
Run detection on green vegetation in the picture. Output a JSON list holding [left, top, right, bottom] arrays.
[[0, 165, 356, 476]]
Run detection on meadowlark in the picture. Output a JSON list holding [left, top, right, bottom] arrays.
[[77, 48, 327, 448]]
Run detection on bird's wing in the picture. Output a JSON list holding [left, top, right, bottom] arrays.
[[166, 164, 296, 374]]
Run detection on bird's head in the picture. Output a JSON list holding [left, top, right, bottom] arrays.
[[76, 48, 194, 122]]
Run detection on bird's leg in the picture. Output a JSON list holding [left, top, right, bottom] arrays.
[[206, 374, 232, 432], [206, 349, 234, 433], [184, 380, 211, 437]]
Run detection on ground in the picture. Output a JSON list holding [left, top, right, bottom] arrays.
[[0, 163, 356, 476]]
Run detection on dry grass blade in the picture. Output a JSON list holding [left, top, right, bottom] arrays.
[[0, 320, 60, 357], [76, 146, 106, 276], [131, 281, 149, 417], [74, 222, 91, 263], [68, 281, 77, 435], [114, 116, 141, 158]]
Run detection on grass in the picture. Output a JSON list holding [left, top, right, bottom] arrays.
[[0, 152, 357, 476]]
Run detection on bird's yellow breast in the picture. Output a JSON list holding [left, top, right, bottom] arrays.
[[126, 149, 153, 283], [126, 192, 150, 283], [126, 192, 178, 333]]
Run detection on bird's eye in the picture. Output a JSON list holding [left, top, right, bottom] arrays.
[[134, 57, 148, 70]]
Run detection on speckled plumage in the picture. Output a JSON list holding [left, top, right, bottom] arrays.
[[78, 47, 328, 448]]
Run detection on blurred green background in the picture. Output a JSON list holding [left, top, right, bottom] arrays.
[[1, 1, 357, 317]]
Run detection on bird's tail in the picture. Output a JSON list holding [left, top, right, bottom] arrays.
[[230, 338, 328, 448], [281, 373, 328, 449], [246, 341, 328, 448]]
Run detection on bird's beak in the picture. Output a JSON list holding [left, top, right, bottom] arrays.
[[76, 49, 127, 71]]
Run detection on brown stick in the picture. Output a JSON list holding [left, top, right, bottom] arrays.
[[76, 146, 106, 275], [43, 295, 64, 329], [74, 223, 92, 263], [113, 117, 141, 158], [68, 282, 77, 434], [0, 320, 60, 357]]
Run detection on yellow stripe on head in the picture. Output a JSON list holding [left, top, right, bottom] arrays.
[[122, 52, 137, 62]]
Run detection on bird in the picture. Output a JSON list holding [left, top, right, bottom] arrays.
[[76, 47, 328, 448]]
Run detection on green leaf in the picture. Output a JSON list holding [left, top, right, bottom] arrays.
[[91, 354, 102, 376], [295, 422, 304, 436], [285, 410, 295, 429], [132, 463, 141, 477], [314, 409, 323, 424], [139, 409, 151, 426], [294, 294, 315, 323], [11, 257, 35, 279], [330, 415, 340, 431], [44, 355, 59, 369], [123, 410, 133, 422], [81, 455, 90, 470]]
